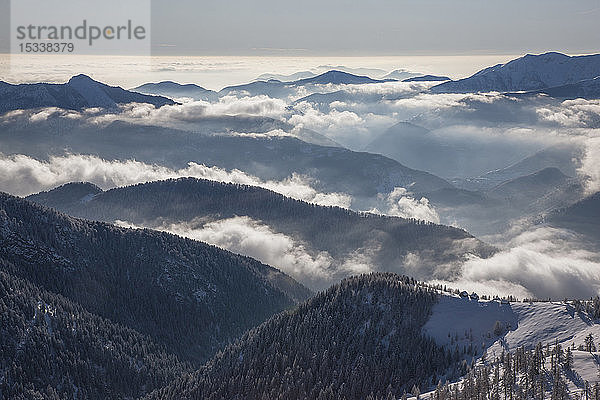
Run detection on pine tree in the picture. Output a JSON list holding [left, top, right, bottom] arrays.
[[565, 347, 573, 370]]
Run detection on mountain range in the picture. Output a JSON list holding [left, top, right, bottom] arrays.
[[453, 143, 584, 191], [218, 70, 395, 98], [0, 192, 310, 366], [3, 53, 600, 399], [133, 81, 219, 102], [364, 122, 588, 235], [0, 117, 451, 200], [432, 52, 600, 93], [26, 178, 494, 288], [0, 74, 175, 113]]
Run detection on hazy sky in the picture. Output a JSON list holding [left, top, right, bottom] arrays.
[[1, 0, 599, 56]]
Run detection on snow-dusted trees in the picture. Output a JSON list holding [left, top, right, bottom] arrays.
[[0, 266, 189, 399], [432, 341, 598, 400], [147, 274, 465, 400], [28, 177, 494, 278], [585, 334, 597, 353], [0, 191, 307, 367]]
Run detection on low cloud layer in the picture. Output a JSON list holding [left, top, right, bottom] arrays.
[[117, 216, 373, 290], [0, 153, 352, 208], [431, 226, 600, 300]]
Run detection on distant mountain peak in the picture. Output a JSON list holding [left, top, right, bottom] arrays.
[[27, 182, 103, 209], [133, 81, 218, 102], [321, 70, 350, 77], [0, 76, 176, 113], [295, 70, 390, 85], [316, 70, 370, 80], [68, 74, 97, 84], [218, 69, 391, 97], [432, 52, 600, 93], [403, 75, 450, 82], [67, 74, 115, 107]]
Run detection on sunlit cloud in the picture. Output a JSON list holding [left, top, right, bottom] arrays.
[[0, 153, 352, 208]]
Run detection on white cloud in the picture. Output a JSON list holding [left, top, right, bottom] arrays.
[[431, 227, 600, 300], [0, 153, 352, 208], [579, 136, 600, 194], [90, 96, 289, 127], [289, 101, 364, 131], [385, 187, 440, 223], [536, 99, 600, 128], [29, 107, 63, 122], [162, 217, 334, 281], [116, 216, 374, 289], [369, 187, 440, 223]]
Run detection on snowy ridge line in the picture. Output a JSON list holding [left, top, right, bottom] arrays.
[[414, 294, 600, 399], [411, 341, 600, 400]]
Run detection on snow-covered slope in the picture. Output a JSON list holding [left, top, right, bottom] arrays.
[[424, 295, 600, 360], [432, 52, 600, 93], [419, 295, 600, 399]]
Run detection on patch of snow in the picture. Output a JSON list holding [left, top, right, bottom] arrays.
[[423, 295, 517, 356], [425, 295, 600, 359]]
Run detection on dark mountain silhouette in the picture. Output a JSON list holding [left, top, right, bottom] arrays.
[[27, 178, 495, 289], [0, 264, 190, 399], [0, 192, 310, 365], [0, 74, 176, 113], [403, 75, 450, 82]]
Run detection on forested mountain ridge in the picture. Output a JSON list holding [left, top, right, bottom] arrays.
[[145, 273, 465, 400], [28, 178, 496, 287], [0, 192, 310, 366], [0, 264, 190, 399]]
